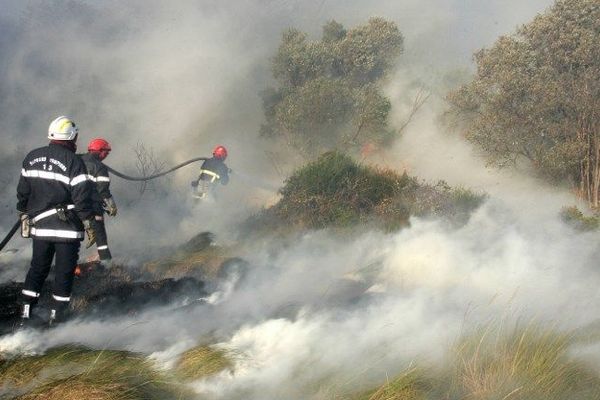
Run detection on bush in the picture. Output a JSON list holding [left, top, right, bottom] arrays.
[[560, 206, 600, 232], [276, 152, 405, 228], [246, 152, 485, 233]]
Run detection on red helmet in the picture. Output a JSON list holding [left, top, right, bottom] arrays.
[[213, 145, 227, 160], [88, 138, 112, 161]]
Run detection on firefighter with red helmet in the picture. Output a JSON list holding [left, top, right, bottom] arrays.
[[80, 138, 117, 261], [191, 145, 230, 199], [17, 116, 96, 326]]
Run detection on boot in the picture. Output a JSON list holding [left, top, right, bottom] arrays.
[[48, 298, 70, 327], [16, 292, 39, 330], [16, 304, 34, 329], [98, 247, 112, 261]]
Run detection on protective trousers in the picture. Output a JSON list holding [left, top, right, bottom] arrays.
[[21, 239, 80, 320], [94, 216, 112, 260]]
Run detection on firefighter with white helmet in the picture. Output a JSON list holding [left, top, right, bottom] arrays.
[[191, 145, 230, 199], [16, 116, 97, 326], [80, 138, 117, 261]]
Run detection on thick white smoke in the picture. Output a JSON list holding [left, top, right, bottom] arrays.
[[2, 199, 600, 398], [6, 1, 597, 399]]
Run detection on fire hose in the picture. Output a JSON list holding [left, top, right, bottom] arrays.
[[0, 220, 20, 253], [104, 156, 208, 181], [0, 157, 209, 252]]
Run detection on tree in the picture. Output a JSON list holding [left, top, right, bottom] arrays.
[[261, 18, 403, 157], [448, 0, 600, 206], [338, 17, 404, 84]]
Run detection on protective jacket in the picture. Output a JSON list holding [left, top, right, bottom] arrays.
[[80, 152, 113, 214], [17, 143, 93, 242], [199, 157, 229, 185]]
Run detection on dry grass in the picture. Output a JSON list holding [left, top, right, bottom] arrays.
[[143, 246, 230, 280], [341, 322, 600, 400], [448, 322, 600, 400], [16, 380, 128, 400], [174, 344, 234, 381], [141, 232, 234, 280], [348, 368, 428, 400], [0, 345, 191, 400]]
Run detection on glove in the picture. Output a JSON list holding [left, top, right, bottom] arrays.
[[82, 219, 97, 249], [19, 212, 31, 238], [103, 197, 118, 217]]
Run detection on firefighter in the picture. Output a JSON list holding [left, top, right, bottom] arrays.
[[16, 116, 97, 326], [191, 145, 230, 199], [80, 138, 117, 261]]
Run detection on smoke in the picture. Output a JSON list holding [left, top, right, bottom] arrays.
[[5, 1, 598, 399], [0, 0, 556, 254], [3, 201, 600, 398]]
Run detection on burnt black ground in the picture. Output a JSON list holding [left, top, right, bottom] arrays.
[[0, 262, 207, 335]]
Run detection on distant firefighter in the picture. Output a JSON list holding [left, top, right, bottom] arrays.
[[80, 138, 117, 261], [16, 116, 97, 327], [191, 145, 230, 200]]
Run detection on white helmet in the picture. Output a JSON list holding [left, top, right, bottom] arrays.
[[48, 116, 79, 141]]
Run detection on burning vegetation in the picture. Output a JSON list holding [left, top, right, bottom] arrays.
[[1, 1, 600, 399]]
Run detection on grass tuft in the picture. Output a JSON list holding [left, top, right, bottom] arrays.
[[448, 322, 600, 400], [0, 345, 191, 400], [340, 322, 600, 400], [174, 344, 234, 381], [349, 367, 428, 400]]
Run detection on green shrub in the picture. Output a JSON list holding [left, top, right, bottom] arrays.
[[246, 151, 485, 233], [560, 206, 600, 232]]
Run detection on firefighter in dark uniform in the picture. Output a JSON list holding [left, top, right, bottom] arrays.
[[191, 145, 230, 199], [80, 138, 117, 261], [16, 116, 97, 326]]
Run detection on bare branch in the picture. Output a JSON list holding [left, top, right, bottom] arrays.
[[133, 142, 166, 197], [396, 87, 431, 135]]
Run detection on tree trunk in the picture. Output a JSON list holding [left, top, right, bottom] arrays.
[[593, 136, 600, 208], [577, 121, 600, 209]]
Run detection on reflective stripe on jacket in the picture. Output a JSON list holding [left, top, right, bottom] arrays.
[[17, 143, 93, 242]]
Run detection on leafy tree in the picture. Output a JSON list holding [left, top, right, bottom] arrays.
[[448, 0, 600, 206], [261, 18, 403, 156]]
